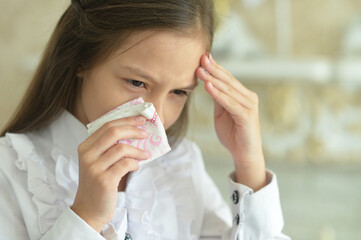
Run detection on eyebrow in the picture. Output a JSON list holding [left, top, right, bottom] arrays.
[[122, 65, 199, 90], [123, 65, 158, 83], [181, 81, 198, 90]]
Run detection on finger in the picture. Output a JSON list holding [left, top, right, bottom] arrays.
[[205, 81, 248, 116], [105, 158, 139, 183], [197, 63, 250, 101], [197, 67, 254, 109], [205, 53, 233, 80], [97, 143, 149, 170], [86, 125, 147, 159], [87, 115, 146, 145], [199, 54, 254, 99], [200, 54, 231, 82]]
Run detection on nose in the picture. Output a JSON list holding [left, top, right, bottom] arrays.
[[147, 97, 165, 126]]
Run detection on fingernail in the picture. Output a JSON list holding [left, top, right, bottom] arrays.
[[205, 56, 211, 64], [140, 130, 147, 136], [209, 53, 214, 62], [201, 66, 209, 74], [136, 116, 145, 122], [208, 82, 214, 88]]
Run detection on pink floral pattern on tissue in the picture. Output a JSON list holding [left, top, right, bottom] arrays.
[[117, 132, 163, 160], [100, 97, 171, 165]]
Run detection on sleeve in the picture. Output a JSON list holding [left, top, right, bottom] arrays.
[[40, 207, 106, 240], [193, 145, 290, 239], [0, 170, 106, 240], [228, 170, 291, 240]]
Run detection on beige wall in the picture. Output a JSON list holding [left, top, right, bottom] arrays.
[[1, 0, 361, 164], [0, 0, 69, 129], [236, 0, 361, 57], [187, 0, 361, 164]]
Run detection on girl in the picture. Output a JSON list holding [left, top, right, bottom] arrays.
[[0, 0, 290, 239]]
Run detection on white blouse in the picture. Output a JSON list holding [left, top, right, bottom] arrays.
[[0, 110, 290, 240]]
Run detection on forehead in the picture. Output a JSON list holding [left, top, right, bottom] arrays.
[[109, 30, 207, 83], [116, 29, 207, 56]]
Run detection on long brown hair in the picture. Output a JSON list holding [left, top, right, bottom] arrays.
[[1, 0, 215, 147]]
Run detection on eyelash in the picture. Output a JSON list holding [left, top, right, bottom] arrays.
[[127, 79, 145, 88], [126, 79, 189, 96]]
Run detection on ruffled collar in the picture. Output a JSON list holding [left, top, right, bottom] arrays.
[[6, 110, 199, 238], [6, 110, 87, 234], [48, 110, 88, 158]]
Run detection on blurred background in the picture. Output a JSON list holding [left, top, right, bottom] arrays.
[[1, 0, 361, 239]]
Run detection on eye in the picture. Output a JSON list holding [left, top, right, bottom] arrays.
[[172, 89, 189, 96], [127, 79, 146, 88]]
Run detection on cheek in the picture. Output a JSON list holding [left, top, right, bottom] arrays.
[[163, 100, 187, 130], [80, 74, 121, 122]]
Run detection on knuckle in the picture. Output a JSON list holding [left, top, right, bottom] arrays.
[[88, 164, 100, 177], [128, 116, 137, 124], [116, 143, 126, 152], [108, 126, 121, 139], [77, 142, 86, 154], [123, 158, 137, 170], [131, 163, 140, 172], [127, 125, 137, 134], [122, 158, 132, 169], [80, 151, 92, 164], [102, 121, 114, 129], [224, 84, 232, 94]]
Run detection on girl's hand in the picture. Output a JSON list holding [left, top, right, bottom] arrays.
[[71, 116, 149, 232], [196, 53, 267, 191]]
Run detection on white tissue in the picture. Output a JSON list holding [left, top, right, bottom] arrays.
[[87, 97, 171, 165]]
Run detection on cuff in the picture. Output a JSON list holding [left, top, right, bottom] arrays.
[[101, 208, 128, 240], [228, 170, 285, 239], [43, 207, 105, 239]]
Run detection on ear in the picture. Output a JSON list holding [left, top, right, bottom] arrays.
[[77, 71, 85, 78], [76, 66, 86, 79]]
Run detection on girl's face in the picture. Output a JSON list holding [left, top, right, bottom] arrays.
[[74, 30, 206, 130]]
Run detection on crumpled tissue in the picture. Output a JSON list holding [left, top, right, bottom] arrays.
[[87, 97, 171, 165]]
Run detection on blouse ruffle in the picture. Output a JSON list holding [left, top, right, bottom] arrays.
[[6, 133, 78, 234], [126, 144, 199, 239], [6, 132, 200, 239]]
